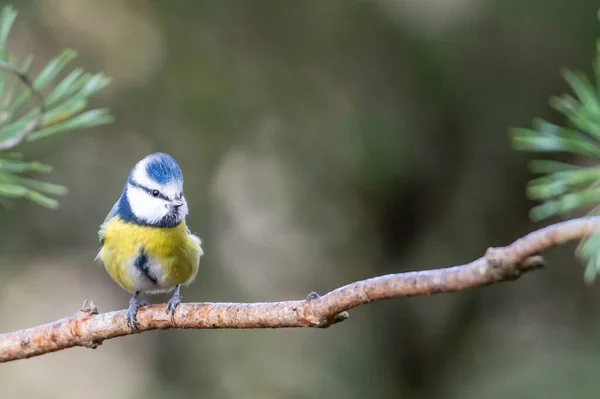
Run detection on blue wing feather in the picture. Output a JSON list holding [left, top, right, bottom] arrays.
[[98, 200, 119, 244]]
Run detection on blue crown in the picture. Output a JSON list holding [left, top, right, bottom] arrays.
[[144, 153, 183, 184]]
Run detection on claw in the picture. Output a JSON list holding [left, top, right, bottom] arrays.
[[306, 291, 320, 301], [126, 292, 147, 332], [166, 285, 182, 320]]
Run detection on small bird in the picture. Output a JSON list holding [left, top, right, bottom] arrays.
[[96, 153, 203, 331]]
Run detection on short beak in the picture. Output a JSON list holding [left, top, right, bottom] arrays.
[[170, 200, 184, 209]]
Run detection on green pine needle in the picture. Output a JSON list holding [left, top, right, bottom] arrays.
[[511, 36, 600, 282], [0, 4, 113, 210]]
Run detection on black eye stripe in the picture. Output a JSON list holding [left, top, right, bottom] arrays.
[[129, 180, 169, 201]]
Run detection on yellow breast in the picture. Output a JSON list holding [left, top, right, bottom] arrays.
[[97, 217, 202, 294]]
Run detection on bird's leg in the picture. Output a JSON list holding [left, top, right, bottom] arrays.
[[166, 284, 182, 319], [126, 291, 148, 332]]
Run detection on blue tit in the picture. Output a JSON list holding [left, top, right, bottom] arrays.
[[96, 152, 203, 331]]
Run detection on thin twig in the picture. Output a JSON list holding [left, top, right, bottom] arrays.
[[0, 60, 45, 152], [1, 216, 600, 363]]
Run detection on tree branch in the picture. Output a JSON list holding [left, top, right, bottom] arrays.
[[1, 216, 599, 363]]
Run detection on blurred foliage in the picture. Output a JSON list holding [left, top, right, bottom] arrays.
[[512, 32, 600, 282], [0, 4, 112, 209]]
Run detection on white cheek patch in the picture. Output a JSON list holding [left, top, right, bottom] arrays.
[[179, 199, 189, 218], [126, 185, 169, 224]]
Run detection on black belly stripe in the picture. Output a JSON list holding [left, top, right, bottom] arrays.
[[134, 248, 158, 285]]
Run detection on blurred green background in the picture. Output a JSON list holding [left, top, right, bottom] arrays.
[[0, 0, 599, 398]]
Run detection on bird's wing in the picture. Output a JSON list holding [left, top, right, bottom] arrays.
[[98, 200, 119, 244]]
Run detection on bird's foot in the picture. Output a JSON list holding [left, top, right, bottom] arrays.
[[127, 296, 148, 332], [166, 285, 182, 320], [306, 291, 320, 301]]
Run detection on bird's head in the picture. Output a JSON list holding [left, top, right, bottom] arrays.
[[121, 152, 188, 227]]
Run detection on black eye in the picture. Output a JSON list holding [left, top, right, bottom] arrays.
[[151, 190, 160, 197]]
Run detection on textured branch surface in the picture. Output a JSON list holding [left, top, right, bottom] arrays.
[[1, 217, 600, 363]]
